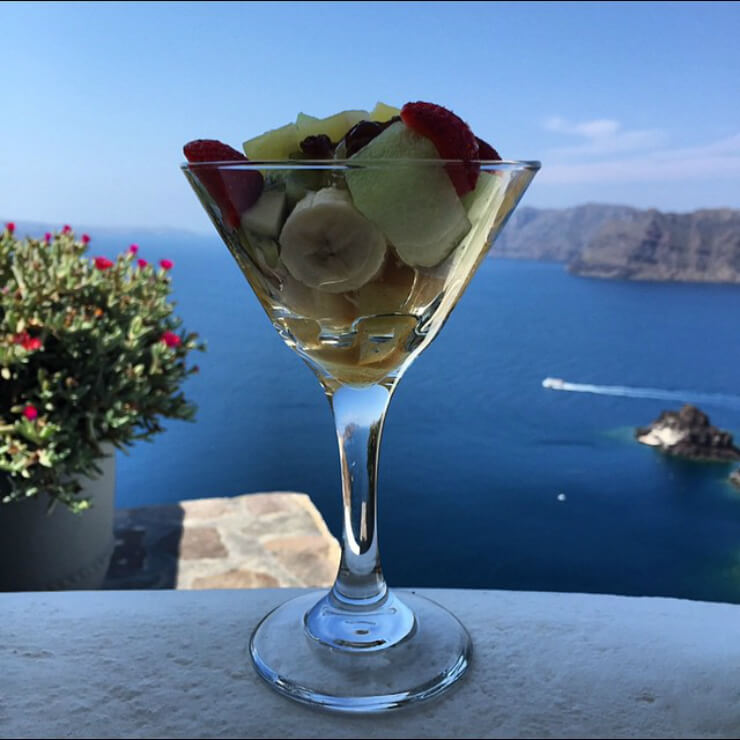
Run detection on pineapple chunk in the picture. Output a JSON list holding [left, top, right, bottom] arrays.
[[243, 122, 300, 160], [296, 110, 369, 143], [369, 101, 401, 122]]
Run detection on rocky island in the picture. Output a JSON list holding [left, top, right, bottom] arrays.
[[636, 405, 740, 462], [731, 469, 740, 489], [492, 205, 740, 284]]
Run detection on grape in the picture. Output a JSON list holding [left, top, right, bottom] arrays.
[[343, 117, 400, 157], [300, 134, 334, 159]]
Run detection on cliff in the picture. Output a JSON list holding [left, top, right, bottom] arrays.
[[492, 204, 740, 284]]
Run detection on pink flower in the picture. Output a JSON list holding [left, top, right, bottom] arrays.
[[137, 258, 148, 269], [94, 256, 114, 270], [128, 244, 139, 255], [62, 224, 71, 234], [23, 405, 38, 421], [44, 232, 52, 243], [160, 331, 181, 348], [81, 234, 91, 245], [159, 259, 174, 270], [25, 337, 42, 351], [14, 332, 43, 351], [5, 222, 15, 235]]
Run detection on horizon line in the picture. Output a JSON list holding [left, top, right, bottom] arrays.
[[5, 200, 739, 237]]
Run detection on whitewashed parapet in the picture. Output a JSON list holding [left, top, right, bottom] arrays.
[[3, 588, 740, 738]]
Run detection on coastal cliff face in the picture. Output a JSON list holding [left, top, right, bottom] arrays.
[[492, 204, 740, 284], [493, 204, 639, 262]]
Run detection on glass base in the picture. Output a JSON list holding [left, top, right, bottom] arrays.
[[249, 590, 472, 714]]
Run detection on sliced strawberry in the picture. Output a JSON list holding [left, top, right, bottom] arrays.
[[183, 139, 263, 228], [400, 102, 480, 195], [476, 137, 501, 161], [183, 139, 245, 164]]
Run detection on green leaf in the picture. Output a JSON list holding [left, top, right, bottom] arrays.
[[0, 227, 205, 511]]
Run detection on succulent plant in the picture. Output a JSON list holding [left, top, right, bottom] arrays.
[[0, 223, 204, 513]]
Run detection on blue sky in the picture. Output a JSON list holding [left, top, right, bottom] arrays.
[[2, 1, 739, 232]]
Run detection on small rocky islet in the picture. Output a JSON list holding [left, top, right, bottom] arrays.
[[635, 404, 740, 487]]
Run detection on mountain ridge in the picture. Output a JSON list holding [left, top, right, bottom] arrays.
[[492, 204, 740, 284]]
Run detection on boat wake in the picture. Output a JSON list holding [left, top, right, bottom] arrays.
[[542, 377, 740, 411]]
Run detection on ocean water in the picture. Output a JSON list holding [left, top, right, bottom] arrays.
[[101, 231, 740, 602]]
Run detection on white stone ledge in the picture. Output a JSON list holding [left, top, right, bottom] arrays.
[[3, 588, 740, 739]]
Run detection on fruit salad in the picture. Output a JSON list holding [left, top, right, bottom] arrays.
[[183, 101, 507, 387]]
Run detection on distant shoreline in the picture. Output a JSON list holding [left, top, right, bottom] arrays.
[[489, 255, 740, 287], [491, 204, 740, 285], [7, 206, 740, 285]]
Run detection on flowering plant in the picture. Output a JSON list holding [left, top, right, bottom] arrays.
[[0, 223, 204, 512]]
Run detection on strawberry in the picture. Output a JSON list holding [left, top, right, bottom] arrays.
[[400, 102, 480, 195], [476, 137, 501, 161], [183, 139, 244, 163], [183, 139, 263, 229]]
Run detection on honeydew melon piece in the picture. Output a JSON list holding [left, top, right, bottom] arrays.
[[460, 168, 505, 222], [296, 109, 370, 144], [265, 168, 326, 207], [369, 101, 401, 122], [240, 189, 287, 238], [243, 122, 300, 160], [345, 122, 471, 268], [284, 171, 325, 206]]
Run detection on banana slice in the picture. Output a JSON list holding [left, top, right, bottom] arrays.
[[279, 188, 387, 294], [280, 273, 357, 327], [346, 251, 417, 316]]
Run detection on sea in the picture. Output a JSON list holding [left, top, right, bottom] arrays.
[[93, 229, 740, 602]]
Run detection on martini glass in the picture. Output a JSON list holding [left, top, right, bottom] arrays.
[[182, 157, 539, 712]]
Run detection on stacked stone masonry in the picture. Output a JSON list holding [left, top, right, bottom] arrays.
[[104, 493, 340, 590]]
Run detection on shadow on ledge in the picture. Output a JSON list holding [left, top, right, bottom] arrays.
[[102, 493, 341, 591], [103, 504, 185, 589]]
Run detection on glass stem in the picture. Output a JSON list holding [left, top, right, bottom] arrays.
[[326, 383, 394, 609]]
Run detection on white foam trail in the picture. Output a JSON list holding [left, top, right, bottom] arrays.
[[542, 378, 740, 411]]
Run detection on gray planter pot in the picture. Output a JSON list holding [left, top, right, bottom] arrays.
[[0, 447, 115, 591]]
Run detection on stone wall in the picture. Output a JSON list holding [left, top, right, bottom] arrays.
[[104, 493, 340, 590]]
